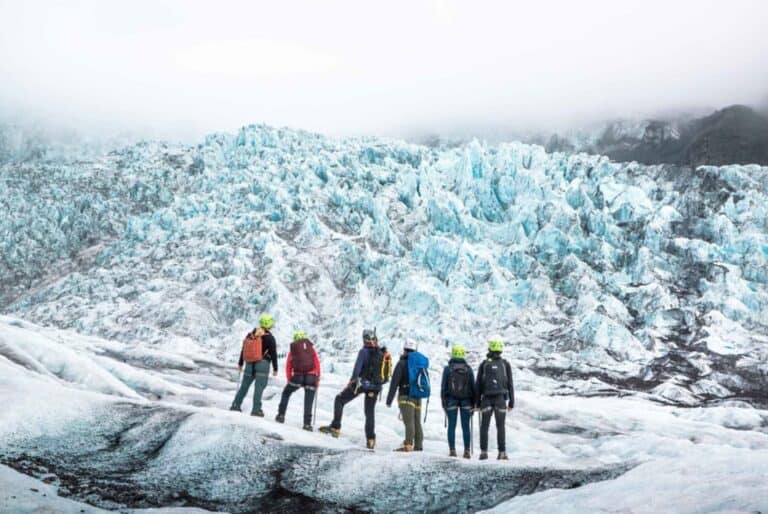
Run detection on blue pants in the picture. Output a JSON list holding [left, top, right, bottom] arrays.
[[446, 398, 472, 450]]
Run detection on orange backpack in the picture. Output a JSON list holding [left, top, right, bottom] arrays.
[[242, 329, 265, 363]]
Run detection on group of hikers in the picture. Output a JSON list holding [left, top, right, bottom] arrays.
[[230, 314, 515, 460]]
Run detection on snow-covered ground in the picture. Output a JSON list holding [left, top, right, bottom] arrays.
[[1, 315, 767, 513]]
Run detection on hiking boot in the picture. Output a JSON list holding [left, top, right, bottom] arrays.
[[449, 449, 458, 457], [414, 447, 423, 452], [302, 424, 313, 432], [394, 444, 414, 452], [251, 410, 265, 417], [498, 452, 509, 460], [479, 452, 488, 460], [366, 439, 376, 450], [275, 414, 285, 423], [319, 425, 340, 438], [229, 406, 241, 412], [463, 449, 471, 459]]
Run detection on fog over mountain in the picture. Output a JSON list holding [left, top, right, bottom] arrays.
[[1, 1, 767, 141]]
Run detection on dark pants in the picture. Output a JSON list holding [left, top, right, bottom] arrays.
[[331, 383, 378, 441], [231, 360, 270, 414], [398, 395, 423, 449], [446, 397, 473, 450], [278, 374, 317, 426], [479, 395, 507, 452]]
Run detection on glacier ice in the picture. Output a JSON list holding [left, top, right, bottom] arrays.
[[1, 124, 767, 406]]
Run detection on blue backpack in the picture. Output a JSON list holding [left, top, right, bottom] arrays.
[[407, 351, 431, 399]]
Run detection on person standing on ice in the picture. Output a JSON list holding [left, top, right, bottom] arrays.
[[441, 344, 475, 459], [275, 331, 320, 431], [474, 337, 514, 461], [229, 314, 278, 417], [386, 340, 427, 452], [319, 328, 392, 450]]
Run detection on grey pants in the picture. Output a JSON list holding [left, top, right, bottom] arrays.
[[231, 360, 270, 414], [398, 395, 423, 449], [479, 395, 507, 452]]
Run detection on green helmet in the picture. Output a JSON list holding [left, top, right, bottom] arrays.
[[451, 345, 466, 359], [259, 313, 274, 329], [293, 331, 306, 341], [488, 338, 503, 353]]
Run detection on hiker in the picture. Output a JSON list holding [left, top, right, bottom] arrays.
[[276, 331, 320, 431], [441, 344, 475, 459], [386, 340, 430, 452], [319, 329, 392, 450], [474, 337, 514, 460], [229, 314, 279, 417]]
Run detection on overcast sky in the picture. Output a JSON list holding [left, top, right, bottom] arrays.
[[1, 0, 767, 141]]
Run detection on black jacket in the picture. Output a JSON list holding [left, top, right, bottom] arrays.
[[238, 329, 278, 372], [474, 352, 514, 408], [386, 352, 412, 405]]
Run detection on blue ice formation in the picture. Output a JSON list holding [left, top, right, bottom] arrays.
[[1, 124, 767, 400]]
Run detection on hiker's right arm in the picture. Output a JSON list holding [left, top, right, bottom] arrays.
[[440, 366, 449, 409], [238, 347, 244, 369], [506, 360, 515, 410], [351, 349, 366, 381]]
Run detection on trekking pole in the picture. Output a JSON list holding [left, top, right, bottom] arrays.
[[423, 398, 430, 423], [470, 410, 475, 457], [313, 384, 319, 430]]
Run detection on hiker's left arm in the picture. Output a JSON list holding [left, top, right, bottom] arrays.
[[313, 349, 321, 385], [386, 361, 401, 406]]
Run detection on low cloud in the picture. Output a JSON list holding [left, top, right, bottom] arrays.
[[1, 0, 766, 141]]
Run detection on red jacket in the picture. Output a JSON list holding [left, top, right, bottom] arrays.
[[285, 342, 321, 384]]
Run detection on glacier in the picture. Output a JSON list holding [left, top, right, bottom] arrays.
[[2, 124, 766, 403], [1, 123, 768, 512]]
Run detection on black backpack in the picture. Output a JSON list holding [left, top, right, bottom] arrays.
[[446, 362, 473, 399], [362, 348, 387, 390], [482, 358, 508, 396]]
